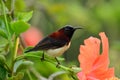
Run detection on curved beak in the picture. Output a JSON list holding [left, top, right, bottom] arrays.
[[74, 27, 83, 30]]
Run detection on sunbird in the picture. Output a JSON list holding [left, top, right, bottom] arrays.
[[25, 25, 82, 65]]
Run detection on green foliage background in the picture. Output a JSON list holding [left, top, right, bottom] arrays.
[[27, 0, 120, 77], [0, 0, 120, 79]]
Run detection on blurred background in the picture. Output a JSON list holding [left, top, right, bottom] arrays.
[[10, 0, 120, 79]]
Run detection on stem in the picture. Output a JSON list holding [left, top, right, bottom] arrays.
[[15, 52, 81, 80], [11, 0, 15, 12], [27, 70, 33, 80], [15, 54, 75, 73], [1, 0, 11, 40], [11, 0, 15, 20], [11, 37, 19, 75], [30, 67, 47, 80], [13, 37, 19, 60], [15, 55, 40, 62], [45, 59, 74, 72]]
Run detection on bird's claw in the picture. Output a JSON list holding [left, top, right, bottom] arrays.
[[40, 57, 45, 61], [41, 52, 45, 61], [56, 63, 60, 68]]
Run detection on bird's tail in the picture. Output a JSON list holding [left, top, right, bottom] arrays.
[[24, 47, 38, 53]]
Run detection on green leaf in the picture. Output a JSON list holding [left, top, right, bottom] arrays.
[[0, 65, 7, 80], [10, 21, 30, 35], [7, 72, 24, 80], [16, 11, 33, 22], [6, 0, 26, 12], [0, 29, 7, 39], [15, 0, 26, 11], [0, 55, 6, 65], [0, 18, 7, 39], [13, 72, 24, 80], [15, 60, 33, 73]]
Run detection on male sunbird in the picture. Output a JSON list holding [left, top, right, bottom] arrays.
[[25, 25, 82, 65]]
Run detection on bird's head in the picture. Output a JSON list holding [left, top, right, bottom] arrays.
[[58, 25, 82, 40]]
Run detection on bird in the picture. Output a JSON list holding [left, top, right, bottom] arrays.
[[25, 25, 82, 65]]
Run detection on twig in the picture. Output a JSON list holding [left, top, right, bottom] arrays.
[[30, 67, 47, 80], [26, 70, 33, 80], [10, 0, 15, 20], [11, 37, 19, 75], [48, 71, 66, 80]]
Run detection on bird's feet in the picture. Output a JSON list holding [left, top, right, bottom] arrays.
[[41, 52, 45, 61], [55, 57, 61, 68], [56, 62, 60, 68], [40, 57, 45, 61]]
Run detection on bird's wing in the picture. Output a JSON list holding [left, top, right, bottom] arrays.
[[33, 37, 67, 50]]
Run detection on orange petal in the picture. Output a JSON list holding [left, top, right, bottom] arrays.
[[99, 32, 109, 56], [77, 72, 86, 80], [92, 32, 109, 71], [78, 37, 100, 74], [100, 32, 109, 69], [89, 32, 114, 79], [21, 27, 43, 47], [78, 32, 114, 80], [90, 68, 114, 80]]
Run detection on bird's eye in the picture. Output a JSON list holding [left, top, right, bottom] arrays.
[[65, 28, 70, 31]]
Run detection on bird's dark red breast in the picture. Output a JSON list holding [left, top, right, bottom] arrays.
[[49, 30, 70, 42]]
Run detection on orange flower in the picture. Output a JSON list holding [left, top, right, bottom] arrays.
[[77, 32, 114, 80], [18, 27, 43, 55], [21, 27, 43, 47]]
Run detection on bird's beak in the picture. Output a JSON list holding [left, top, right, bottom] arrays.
[[74, 27, 83, 30]]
